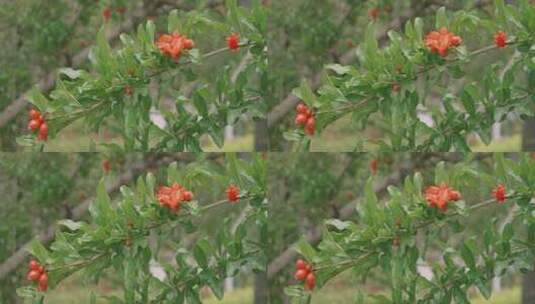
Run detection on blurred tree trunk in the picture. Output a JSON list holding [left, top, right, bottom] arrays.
[[239, 0, 269, 297], [521, 119, 535, 151], [254, 272, 268, 304], [253, 123, 268, 304], [523, 270, 535, 304], [521, 69, 535, 303], [254, 120, 268, 151], [521, 127, 535, 304]]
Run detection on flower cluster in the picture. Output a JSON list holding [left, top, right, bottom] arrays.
[[494, 31, 507, 48], [295, 103, 315, 136], [226, 33, 240, 51], [102, 159, 111, 173], [369, 159, 378, 175], [368, 7, 380, 20], [156, 183, 194, 212], [294, 259, 316, 290], [424, 182, 461, 212], [425, 28, 462, 57], [102, 8, 111, 21], [156, 33, 195, 60], [226, 185, 240, 203], [27, 260, 48, 292], [492, 184, 506, 203], [27, 109, 48, 141], [102, 6, 126, 21]]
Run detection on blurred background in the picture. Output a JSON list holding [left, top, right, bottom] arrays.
[[0, 0, 266, 152], [267, 0, 535, 151], [0, 153, 263, 303], [267, 153, 533, 304], [3, 0, 535, 152]]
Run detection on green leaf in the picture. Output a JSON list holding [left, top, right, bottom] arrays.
[[363, 23, 379, 68], [192, 89, 209, 117], [413, 172, 424, 194], [362, 177, 378, 224], [167, 162, 179, 184], [226, 153, 244, 186], [495, 0, 507, 25], [484, 225, 495, 252], [283, 130, 303, 142], [292, 80, 317, 107], [494, 154, 507, 180], [27, 87, 49, 111], [436, 7, 448, 29], [124, 257, 136, 303], [295, 238, 317, 262], [414, 17, 424, 41], [453, 287, 469, 304], [58, 68, 83, 80], [460, 243, 476, 269], [476, 279, 492, 299], [132, 179, 146, 207], [369, 295, 392, 303], [226, 0, 241, 32], [325, 219, 352, 231], [168, 10, 181, 33], [207, 276, 223, 300], [434, 162, 448, 185], [325, 64, 351, 75], [146, 20, 156, 43], [146, 173, 156, 199], [94, 26, 114, 75], [502, 223, 513, 241], [391, 253, 403, 303], [284, 285, 309, 299], [27, 239, 50, 263], [193, 241, 208, 268], [89, 180, 113, 226], [57, 219, 84, 231], [90, 292, 97, 304]]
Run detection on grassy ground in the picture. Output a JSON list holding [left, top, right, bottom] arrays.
[[309, 115, 522, 152], [163, 285, 522, 303], [41, 120, 254, 152], [471, 134, 521, 152], [471, 287, 520, 304], [204, 288, 253, 304], [42, 274, 520, 304]]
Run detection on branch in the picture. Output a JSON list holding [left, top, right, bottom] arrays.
[[0, 0, 182, 129], [0, 153, 204, 280], [267, 156, 424, 279], [266, 1, 434, 128], [266, 0, 494, 129]]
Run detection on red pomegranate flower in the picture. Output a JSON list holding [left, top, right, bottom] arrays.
[[226, 33, 240, 51], [102, 160, 111, 173], [27, 109, 48, 141], [27, 259, 48, 291], [156, 33, 194, 60], [295, 103, 316, 136], [102, 8, 111, 21], [368, 7, 380, 20], [370, 159, 378, 175], [226, 185, 240, 203], [494, 31, 507, 48], [124, 86, 133, 96], [156, 183, 193, 212], [294, 259, 316, 290], [425, 28, 462, 57], [424, 182, 461, 212], [492, 184, 506, 203]]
